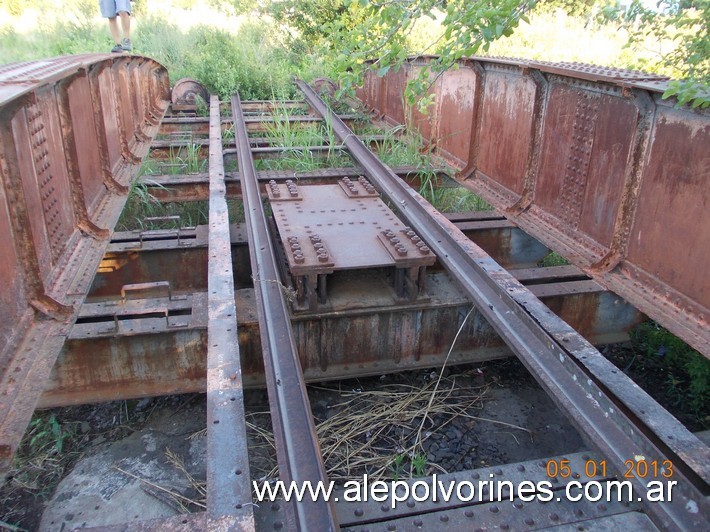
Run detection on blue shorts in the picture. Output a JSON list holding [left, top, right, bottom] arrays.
[[100, 0, 131, 18]]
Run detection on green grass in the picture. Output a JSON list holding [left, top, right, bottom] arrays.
[[429, 187, 492, 213], [631, 321, 710, 417], [539, 252, 570, 267], [0, 4, 335, 101], [116, 180, 208, 231]]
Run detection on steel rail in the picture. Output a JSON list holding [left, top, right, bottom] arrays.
[[297, 79, 709, 530], [231, 92, 337, 531], [205, 95, 254, 524]]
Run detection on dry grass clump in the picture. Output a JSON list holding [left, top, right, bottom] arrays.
[[314, 376, 488, 481]]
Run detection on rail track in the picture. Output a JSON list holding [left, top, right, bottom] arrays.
[[0, 54, 708, 530]]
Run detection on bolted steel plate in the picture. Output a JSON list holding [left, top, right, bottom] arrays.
[[271, 178, 436, 276]]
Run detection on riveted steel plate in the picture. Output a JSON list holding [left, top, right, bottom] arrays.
[[271, 181, 436, 276]]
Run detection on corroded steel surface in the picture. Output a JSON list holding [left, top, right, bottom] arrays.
[[270, 180, 435, 274], [232, 92, 338, 530], [358, 56, 709, 358], [301, 79, 709, 529], [204, 95, 254, 523], [40, 275, 640, 408], [0, 54, 169, 470], [170, 77, 208, 107]]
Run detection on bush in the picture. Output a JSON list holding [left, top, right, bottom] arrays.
[[631, 321, 710, 416]]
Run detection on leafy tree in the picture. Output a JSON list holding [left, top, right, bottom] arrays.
[[318, 0, 708, 108], [266, 0, 349, 47], [600, 0, 709, 108]]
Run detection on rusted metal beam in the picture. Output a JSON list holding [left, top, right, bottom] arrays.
[[158, 112, 364, 135], [136, 166, 440, 202], [298, 78, 709, 529], [42, 272, 640, 407], [361, 56, 709, 359], [231, 92, 337, 530], [204, 95, 253, 524], [150, 133, 387, 149], [0, 55, 169, 471]]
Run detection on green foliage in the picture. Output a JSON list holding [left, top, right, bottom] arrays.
[[9, 412, 77, 498], [27, 414, 72, 456], [0, 3, 334, 101], [599, 0, 709, 108], [410, 452, 427, 477], [539, 251, 570, 267], [663, 79, 710, 108], [322, 0, 709, 109], [328, 0, 538, 104], [389, 453, 406, 480], [265, 0, 348, 48], [631, 321, 710, 415]]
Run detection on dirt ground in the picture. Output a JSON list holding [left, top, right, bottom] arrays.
[[0, 344, 705, 531]]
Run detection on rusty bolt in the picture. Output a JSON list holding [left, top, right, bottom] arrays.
[[419, 245, 430, 255], [291, 244, 301, 251], [384, 230, 394, 237], [288, 236, 298, 243], [390, 237, 400, 244], [314, 243, 324, 251], [294, 254, 305, 264], [397, 247, 408, 257]]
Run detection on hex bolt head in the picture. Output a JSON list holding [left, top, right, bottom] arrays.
[[396, 247, 408, 256], [419, 245, 430, 254], [294, 255, 305, 264], [390, 237, 400, 244], [314, 243, 324, 250], [290, 244, 301, 251], [411, 236, 420, 243], [318, 254, 329, 262]]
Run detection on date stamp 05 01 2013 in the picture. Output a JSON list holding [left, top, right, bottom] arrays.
[[546, 458, 674, 480]]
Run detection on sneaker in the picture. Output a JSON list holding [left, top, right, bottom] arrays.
[[111, 43, 124, 53], [122, 38, 132, 52]]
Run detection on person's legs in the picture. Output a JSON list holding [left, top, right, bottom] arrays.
[[100, 0, 124, 51], [118, 11, 130, 40], [107, 16, 121, 44], [114, 0, 132, 50]]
